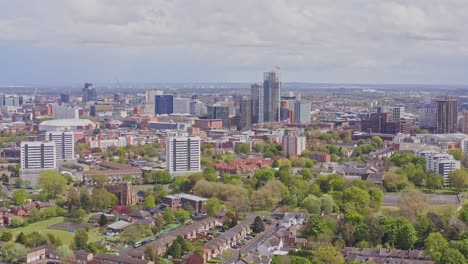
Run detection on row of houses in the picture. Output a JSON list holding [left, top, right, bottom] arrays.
[[204, 220, 252, 261], [0, 201, 54, 226]]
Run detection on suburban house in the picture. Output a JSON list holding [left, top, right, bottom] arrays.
[[257, 236, 283, 256], [204, 220, 252, 261]]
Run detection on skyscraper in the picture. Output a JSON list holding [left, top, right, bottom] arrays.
[[166, 137, 201, 174], [47, 132, 75, 161], [60, 93, 70, 103], [392, 107, 405, 122], [144, 90, 163, 115], [294, 101, 311, 124], [436, 98, 459, 134], [239, 98, 252, 130], [207, 105, 230, 128], [419, 108, 437, 130], [263, 71, 281, 122], [82, 83, 97, 102], [155, 95, 174, 115], [251, 84, 264, 124]]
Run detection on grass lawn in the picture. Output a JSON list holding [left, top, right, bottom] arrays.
[[428, 204, 459, 215], [10, 217, 103, 246]]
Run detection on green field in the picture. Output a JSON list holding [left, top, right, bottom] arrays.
[[10, 217, 103, 246]]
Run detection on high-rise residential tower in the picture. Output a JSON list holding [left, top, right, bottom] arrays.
[[263, 70, 281, 122], [294, 101, 311, 124], [436, 98, 459, 134], [239, 98, 252, 130], [20, 141, 57, 170], [251, 84, 264, 124], [166, 137, 201, 174], [46, 132, 75, 161], [82, 83, 97, 102]]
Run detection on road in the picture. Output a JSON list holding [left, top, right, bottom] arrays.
[[222, 222, 279, 264]]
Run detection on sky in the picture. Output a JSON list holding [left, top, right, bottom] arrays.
[[1, 0, 468, 85]]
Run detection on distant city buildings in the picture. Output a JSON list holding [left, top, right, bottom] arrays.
[[294, 101, 311, 124], [60, 93, 70, 103], [436, 98, 458, 134], [282, 135, 306, 156], [418, 150, 460, 187], [251, 84, 264, 124], [419, 108, 437, 130], [207, 105, 230, 128], [263, 71, 281, 122], [51, 104, 79, 119], [0, 94, 20, 106], [173, 97, 190, 114], [166, 136, 201, 174], [239, 98, 252, 130], [155, 95, 174, 115], [82, 82, 97, 102]]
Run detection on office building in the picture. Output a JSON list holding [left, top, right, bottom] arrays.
[[263, 70, 281, 122], [419, 108, 437, 130], [436, 98, 459, 134], [392, 107, 405, 122], [60, 93, 70, 103], [90, 104, 113, 117], [166, 137, 201, 174], [217, 99, 235, 117], [46, 132, 75, 161], [52, 104, 79, 119], [0, 94, 20, 106], [207, 105, 230, 128], [294, 101, 311, 124], [239, 98, 252, 130], [20, 141, 56, 170], [155, 95, 174, 115], [173, 97, 190, 114], [282, 136, 306, 157], [148, 122, 187, 130], [251, 84, 264, 124], [144, 90, 163, 115], [190, 100, 206, 116], [82, 83, 97, 102]]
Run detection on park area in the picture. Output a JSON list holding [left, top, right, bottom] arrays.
[[10, 217, 103, 246]]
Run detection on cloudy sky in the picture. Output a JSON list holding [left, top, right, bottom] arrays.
[[1, 0, 468, 85]]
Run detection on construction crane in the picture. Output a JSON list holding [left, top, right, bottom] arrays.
[[28, 88, 38, 104]]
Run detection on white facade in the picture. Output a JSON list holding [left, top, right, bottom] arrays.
[[282, 136, 306, 156], [417, 150, 460, 187], [90, 137, 127, 150], [20, 141, 56, 170], [166, 137, 201, 174], [173, 98, 190, 114], [190, 100, 206, 116], [144, 90, 163, 115], [51, 104, 79, 119], [294, 101, 311, 124], [46, 132, 75, 161]]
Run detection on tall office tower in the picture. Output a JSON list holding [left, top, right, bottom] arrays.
[[166, 137, 201, 174], [173, 98, 190, 114], [155, 95, 174, 115], [190, 100, 205, 116], [239, 99, 252, 130], [82, 82, 97, 102], [392, 107, 405, 122], [463, 111, 468, 134], [60, 93, 70, 103], [294, 101, 311, 124], [251, 84, 264, 124], [217, 99, 235, 116], [207, 105, 230, 128], [144, 90, 163, 115], [263, 70, 281, 122], [0, 94, 20, 106], [46, 132, 75, 161], [436, 98, 459, 134], [419, 108, 437, 130], [20, 141, 56, 170], [282, 136, 306, 157]]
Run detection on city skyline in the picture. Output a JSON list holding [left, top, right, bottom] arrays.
[[2, 1, 468, 85]]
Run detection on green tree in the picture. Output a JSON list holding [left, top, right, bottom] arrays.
[[399, 189, 429, 223], [15, 232, 26, 244], [439, 248, 467, 264], [175, 235, 189, 254], [143, 195, 156, 209], [12, 190, 28, 206], [162, 208, 174, 224], [343, 186, 370, 212], [38, 170, 67, 198], [56, 245, 74, 262], [371, 136, 383, 148], [1, 242, 26, 263], [174, 209, 190, 222], [312, 244, 345, 264], [153, 170, 172, 184], [301, 168, 313, 180], [0, 230, 13, 242], [302, 195, 322, 214], [424, 232, 448, 262], [448, 149, 464, 161], [320, 194, 336, 215], [254, 168, 275, 182], [237, 143, 251, 154], [25, 232, 47, 248], [91, 188, 111, 210], [252, 216, 265, 233], [74, 229, 88, 250], [426, 172, 443, 190], [205, 198, 222, 217], [153, 184, 168, 203], [99, 214, 108, 226], [450, 169, 467, 193], [166, 241, 182, 258], [10, 217, 24, 227], [92, 174, 108, 185], [144, 246, 159, 262]]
